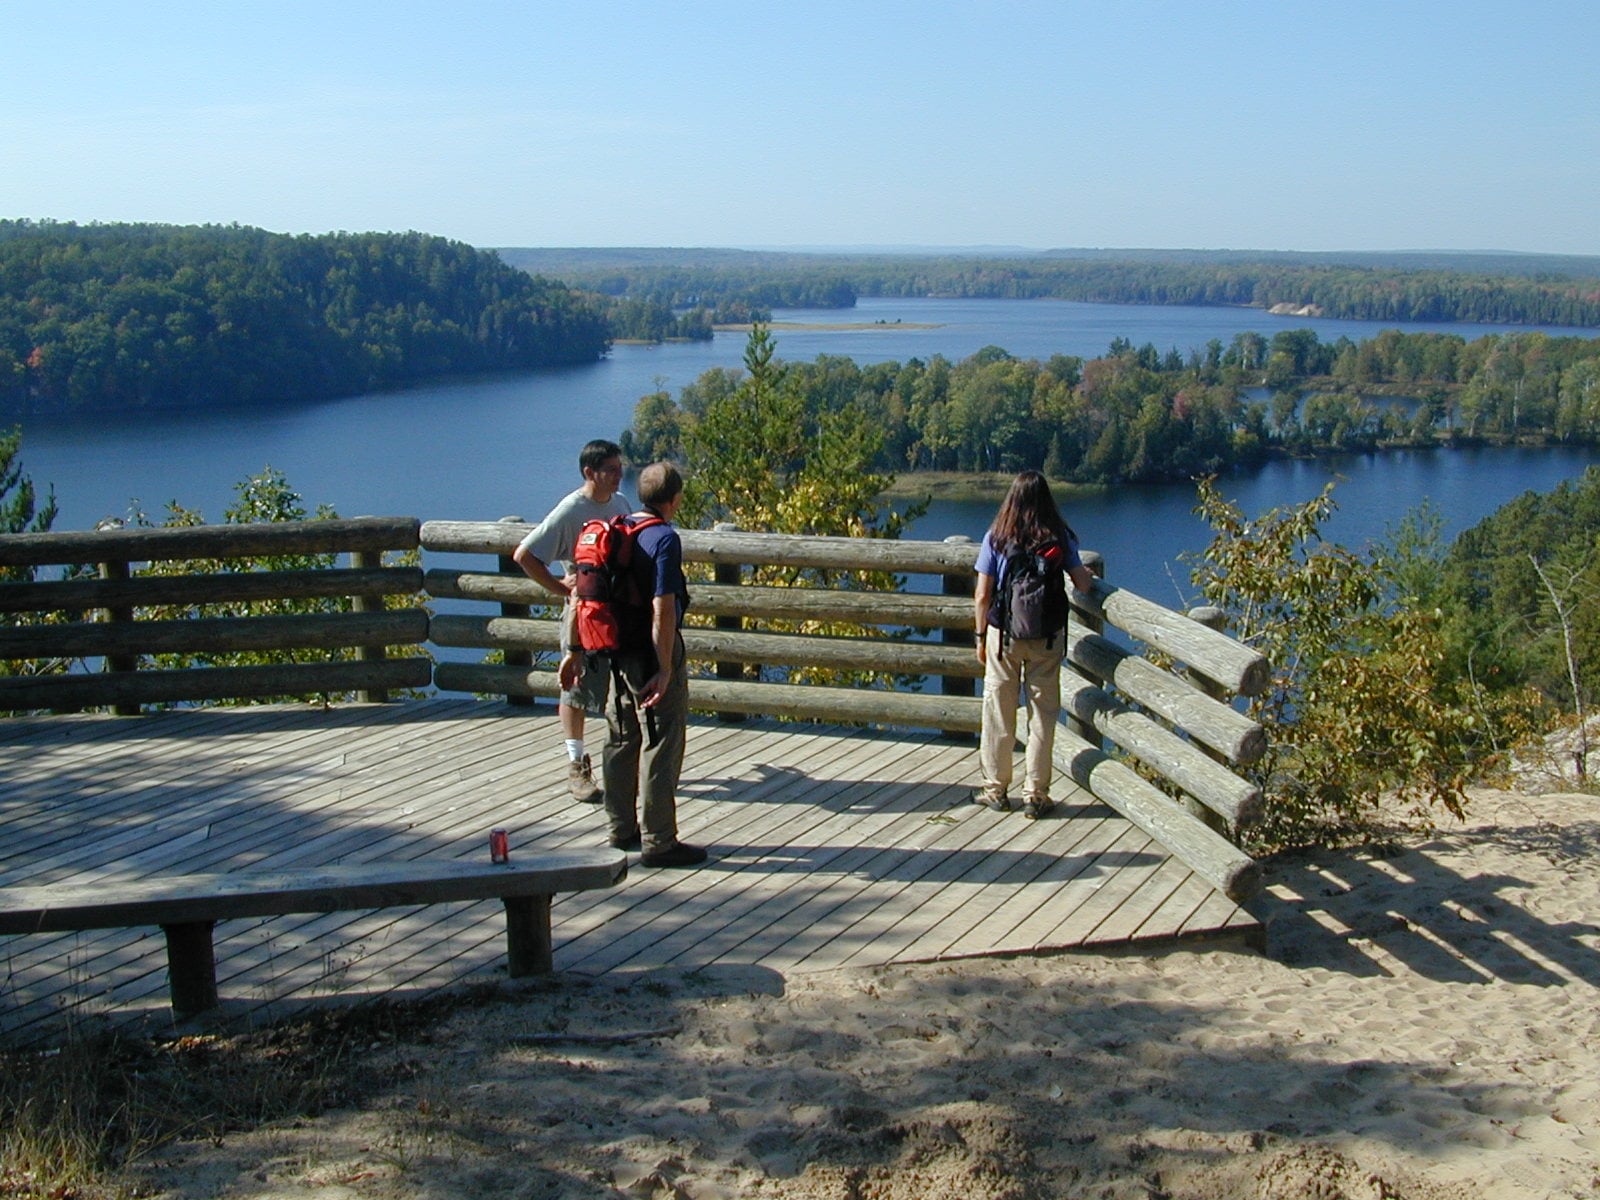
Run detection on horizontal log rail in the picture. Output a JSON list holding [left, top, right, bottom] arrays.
[[433, 662, 985, 731], [0, 516, 421, 567], [422, 520, 978, 573], [0, 658, 432, 711], [1064, 625, 1265, 766], [430, 614, 980, 680], [421, 519, 1260, 697], [0, 610, 428, 660], [0, 518, 427, 712], [0, 566, 421, 615], [1052, 728, 1261, 903], [425, 570, 975, 630]]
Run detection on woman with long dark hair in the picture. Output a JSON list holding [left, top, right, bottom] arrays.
[[972, 470, 1096, 818]]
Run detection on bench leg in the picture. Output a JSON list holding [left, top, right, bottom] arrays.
[[161, 921, 219, 1017], [503, 894, 552, 976]]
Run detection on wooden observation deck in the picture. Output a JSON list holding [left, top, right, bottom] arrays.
[[0, 517, 1268, 1043], [0, 699, 1259, 1043]]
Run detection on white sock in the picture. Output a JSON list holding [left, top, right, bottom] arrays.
[[565, 739, 584, 763]]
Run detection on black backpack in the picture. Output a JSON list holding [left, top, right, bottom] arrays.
[[992, 541, 1069, 647]]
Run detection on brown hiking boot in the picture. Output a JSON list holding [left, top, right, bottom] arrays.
[[970, 787, 1011, 812], [567, 755, 603, 804]]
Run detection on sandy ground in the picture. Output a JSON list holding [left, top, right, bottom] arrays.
[[134, 786, 1600, 1200]]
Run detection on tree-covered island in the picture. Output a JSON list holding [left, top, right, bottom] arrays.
[[623, 325, 1600, 487]]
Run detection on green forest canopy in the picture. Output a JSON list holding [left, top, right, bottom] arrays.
[[623, 326, 1600, 486], [0, 220, 611, 414], [9, 224, 1600, 417]]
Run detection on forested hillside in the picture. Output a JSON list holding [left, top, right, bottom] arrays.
[[0, 221, 611, 414], [500, 247, 1600, 329]]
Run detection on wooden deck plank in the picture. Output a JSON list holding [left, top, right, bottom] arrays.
[[1022, 827, 1167, 948], [592, 742, 966, 979], [0, 704, 412, 872], [941, 820, 1151, 954], [1039, 856, 1195, 947], [1127, 871, 1219, 943], [559, 729, 938, 973], [617, 736, 981, 971], [835, 795, 1109, 967], [701, 777, 1034, 973], [0, 702, 1259, 1040], [899, 800, 1124, 960]]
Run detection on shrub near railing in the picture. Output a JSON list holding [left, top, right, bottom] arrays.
[[421, 520, 1272, 901], [0, 518, 430, 714]]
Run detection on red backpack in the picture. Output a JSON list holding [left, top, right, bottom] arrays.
[[570, 513, 664, 653]]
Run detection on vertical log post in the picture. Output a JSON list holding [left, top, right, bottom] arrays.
[[941, 536, 975, 741], [97, 558, 140, 716], [503, 893, 553, 975], [1183, 605, 1233, 834], [350, 549, 389, 703], [712, 523, 746, 722], [1064, 550, 1107, 745], [498, 516, 534, 708], [161, 921, 219, 1017]]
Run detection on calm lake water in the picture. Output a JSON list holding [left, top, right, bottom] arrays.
[[16, 296, 1600, 604]]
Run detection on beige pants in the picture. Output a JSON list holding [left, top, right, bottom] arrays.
[[979, 626, 1063, 799]]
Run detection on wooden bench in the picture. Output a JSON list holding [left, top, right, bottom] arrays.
[[0, 852, 627, 1018]]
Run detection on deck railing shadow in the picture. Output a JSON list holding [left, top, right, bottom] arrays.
[[1263, 835, 1600, 987]]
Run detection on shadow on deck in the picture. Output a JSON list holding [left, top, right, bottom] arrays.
[[0, 699, 1259, 1043]]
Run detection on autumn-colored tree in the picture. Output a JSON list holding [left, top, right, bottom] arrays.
[[1185, 478, 1537, 850]]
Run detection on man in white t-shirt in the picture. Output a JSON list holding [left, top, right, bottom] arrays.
[[512, 439, 632, 803]]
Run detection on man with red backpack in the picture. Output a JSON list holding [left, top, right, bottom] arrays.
[[512, 440, 631, 804], [560, 462, 706, 868]]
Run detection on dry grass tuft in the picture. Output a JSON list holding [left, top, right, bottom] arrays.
[[0, 988, 489, 1199]]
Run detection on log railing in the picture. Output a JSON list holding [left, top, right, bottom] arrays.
[[420, 520, 1269, 901], [0, 518, 1270, 901], [0, 518, 431, 713]]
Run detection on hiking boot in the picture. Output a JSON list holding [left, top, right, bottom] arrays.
[[1023, 795, 1056, 820], [640, 841, 708, 868], [970, 787, 1011, 812], [567, 755, 603, 804], [609, 829, 642, 851]]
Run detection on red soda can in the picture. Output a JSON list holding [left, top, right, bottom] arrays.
[[489, 828, 510, 864]]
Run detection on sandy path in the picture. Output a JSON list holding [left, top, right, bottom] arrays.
[[139, 787, 1600, 1199]]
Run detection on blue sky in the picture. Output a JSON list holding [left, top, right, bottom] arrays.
[[4, 1, 1596, 254]]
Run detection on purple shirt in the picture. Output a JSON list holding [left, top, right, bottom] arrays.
[[975, 530, 1084, 590]]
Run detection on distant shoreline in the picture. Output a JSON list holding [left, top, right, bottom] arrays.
[[878, 470, 1108, 504], [714, 321, 942, 332]]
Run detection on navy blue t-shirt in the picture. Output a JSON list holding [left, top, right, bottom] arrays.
[[630, 514, 690, 628]]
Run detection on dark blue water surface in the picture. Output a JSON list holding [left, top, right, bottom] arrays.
[[16, 296, 1599, 603]]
